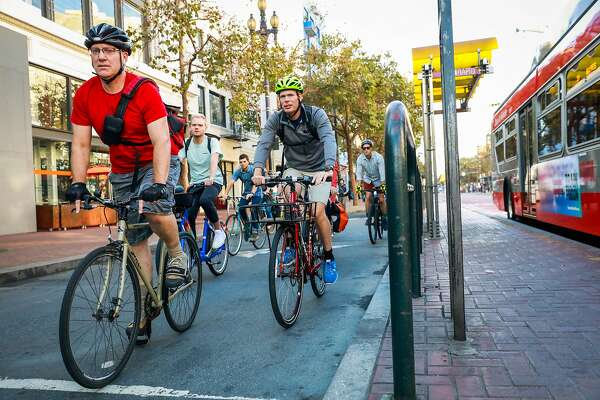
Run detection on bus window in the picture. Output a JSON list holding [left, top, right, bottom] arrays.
[[505, 135, 517, 159], [567, 80, 600, 146], [495, 142, 505, 163], [537, 80, 561, 113], [537, 106, 563, 155], [567, 42, 600, 92], [494, 129, 503, 143]]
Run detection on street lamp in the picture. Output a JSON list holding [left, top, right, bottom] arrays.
[[247, 0, 279, 170]]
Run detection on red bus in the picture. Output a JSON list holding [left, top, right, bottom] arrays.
[[491, 0, 600, 237]]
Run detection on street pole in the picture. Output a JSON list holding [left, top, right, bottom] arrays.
[[420, 66, 433, 237], [438, 0, 466, 341], [428, 69, 441, 239], [385, 101, 416, 399]]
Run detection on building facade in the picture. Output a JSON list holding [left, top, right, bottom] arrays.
[[0, 0, 276, 235]]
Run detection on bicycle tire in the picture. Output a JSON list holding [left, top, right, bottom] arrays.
[[309, 223, 326, 298], [251, 208, 268, 249], [377, 206, 384, 239], [269, 225, 303, 328], [162, 232, 202, 332], [206, 228, 229, 276], [225, 214, 243, 256], [59, 246, 141, 389], [367, 204, 377, 245]]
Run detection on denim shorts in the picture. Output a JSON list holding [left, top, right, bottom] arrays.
[[109, 156, 180, 245]]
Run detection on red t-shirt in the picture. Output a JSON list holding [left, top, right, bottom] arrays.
[[71, 72, 168, 173]]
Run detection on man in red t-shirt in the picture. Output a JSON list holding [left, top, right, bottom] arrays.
[[66, 23, 186, 344]]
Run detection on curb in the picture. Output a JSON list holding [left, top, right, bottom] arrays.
[[0, 243, 159, 284], [323, 265, 390, 400]]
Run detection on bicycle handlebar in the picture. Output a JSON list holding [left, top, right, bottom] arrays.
[[263, 175, 332, 187]]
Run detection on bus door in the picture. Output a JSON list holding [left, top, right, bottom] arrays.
[[519, 103, 536, 216]]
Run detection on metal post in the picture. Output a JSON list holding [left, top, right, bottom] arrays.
[[438, 0, 466, 341], [385, 101, 416, 399], [428, 71, 441, 239], [420, 67, 433, 237]]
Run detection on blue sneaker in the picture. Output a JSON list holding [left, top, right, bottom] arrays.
[[324, 259, 338, 284]]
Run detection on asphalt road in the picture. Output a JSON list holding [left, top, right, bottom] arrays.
[[0, 217, 388, 400]]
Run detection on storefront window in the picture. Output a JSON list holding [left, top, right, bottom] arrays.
[[91, 0, 115, 26], [53, 0, 84, 34], [30, 66, 68, 131]]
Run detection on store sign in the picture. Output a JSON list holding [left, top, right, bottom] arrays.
[[538, 154, 582, 217]]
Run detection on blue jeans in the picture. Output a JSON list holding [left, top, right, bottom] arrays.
[[238, 193, 263, 230]]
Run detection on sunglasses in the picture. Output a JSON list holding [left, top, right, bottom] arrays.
[[362, 146, 371, 150]]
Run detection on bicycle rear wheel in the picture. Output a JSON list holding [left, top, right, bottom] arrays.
[[206, 228, 229, 276], [251, 208, 268, 249], [309, 223, 326, 297], [59, 246, 140, 388], [162, 232, 202, 332], [367, 205, 378, 244], [225, 214, 243, 256], [269, 225, 303, 328]]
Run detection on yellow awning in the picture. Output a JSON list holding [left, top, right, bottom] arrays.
[[412, 37, 498, 106]]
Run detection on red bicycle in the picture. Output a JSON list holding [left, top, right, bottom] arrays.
[[241, 175, 326, 328]]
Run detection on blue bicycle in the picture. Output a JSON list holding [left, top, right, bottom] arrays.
[[156, 184, 229, 277]]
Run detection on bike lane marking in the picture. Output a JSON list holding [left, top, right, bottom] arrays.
[[0, 377, 277, 400], [236, 244, 352, 259]]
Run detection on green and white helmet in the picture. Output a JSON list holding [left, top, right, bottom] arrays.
[[275, 75, 304, 94]]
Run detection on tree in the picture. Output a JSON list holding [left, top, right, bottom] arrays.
[[303, 34, 421, 204], [129, 0, 238, 117]]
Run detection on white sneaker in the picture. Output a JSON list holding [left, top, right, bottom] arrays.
[[212, 229, 226, 249]]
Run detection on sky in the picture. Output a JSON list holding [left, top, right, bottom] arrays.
[[219, 0, 576, 161]]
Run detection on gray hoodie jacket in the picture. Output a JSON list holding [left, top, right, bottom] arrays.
[[254, 104, 337, 172]]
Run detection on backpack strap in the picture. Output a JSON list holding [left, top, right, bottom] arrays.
[[116, 77, 156, 146]]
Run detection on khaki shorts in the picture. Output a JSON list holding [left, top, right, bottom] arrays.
[[283, 168, 331, 205], [109, 156, 180, 245]]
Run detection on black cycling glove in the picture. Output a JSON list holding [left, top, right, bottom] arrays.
[[66, 182, 91, 202], [140, 183, 168, 202]]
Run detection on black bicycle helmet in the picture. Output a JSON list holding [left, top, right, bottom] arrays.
[[85, 23, 132, 55]]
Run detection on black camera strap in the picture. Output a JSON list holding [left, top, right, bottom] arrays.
[[113, 77, 155, 146]]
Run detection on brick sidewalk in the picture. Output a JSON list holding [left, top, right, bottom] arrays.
[[369, 196, 600, 399]]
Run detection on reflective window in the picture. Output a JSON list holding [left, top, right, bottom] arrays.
[[567, 80, 600, 146], [505, 135, 517, 159], [537, 80, 561, 113], [30, 66, 68, 131], [494, 129, 503, 143], [567, 42, 600, 92], [198, 86, 206, 115], [537, 107, 563, 156], [495, 143, 505, 163], [507, 118, 516, 134], [53, 0, 84, 34], [122, 1, 142, 61], [22, 0, 43, 13], [209, 91, 226, 127], [91, 0, 115, 26]]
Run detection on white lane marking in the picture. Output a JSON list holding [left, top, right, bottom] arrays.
[[0, 377, 277, 400], [236, 244, 352, 259]]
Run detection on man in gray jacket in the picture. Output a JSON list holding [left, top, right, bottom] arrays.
[[252, 75, 338, 284], [356, 139, 387, 229]]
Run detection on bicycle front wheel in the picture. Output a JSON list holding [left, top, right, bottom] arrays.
[[59, 246, 140, 388], [252, 208, 269, 249], [377, 208, 384, 239], [367, 205, 378, 245], [162, 232, 202, 332], [206, 228, 229, 276], [225, 214, 243, 256], [269, 225, 303, 328], [309, 223, 326, 297]]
